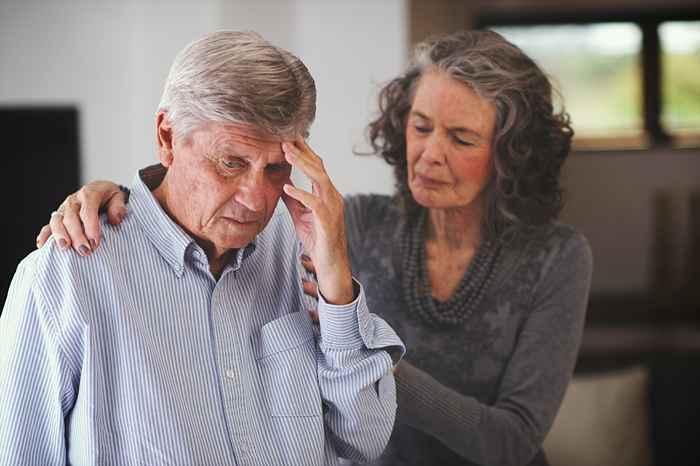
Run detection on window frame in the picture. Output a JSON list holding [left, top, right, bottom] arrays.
[[476, 8, 700, 151]]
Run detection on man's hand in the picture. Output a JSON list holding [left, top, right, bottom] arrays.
[[281, 138, 354, 305], [36, 181, 127, 255]]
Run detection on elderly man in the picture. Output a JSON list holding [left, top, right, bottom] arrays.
[[0, 31, 403, 466]]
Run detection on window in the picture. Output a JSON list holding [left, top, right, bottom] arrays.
[[660, 21, 700, 135], [478, 12, 700, 150]]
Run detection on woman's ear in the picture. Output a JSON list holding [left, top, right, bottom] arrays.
[[155, 111, 174, 167]]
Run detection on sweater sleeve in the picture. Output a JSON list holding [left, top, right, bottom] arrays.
[[394, 233, 593, 466]]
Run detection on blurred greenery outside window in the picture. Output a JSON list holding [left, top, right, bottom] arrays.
[[488, 20, 700, 150], [660, 22, 700, 135]]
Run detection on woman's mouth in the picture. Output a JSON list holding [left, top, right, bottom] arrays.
[[414, 174, 448, 189]]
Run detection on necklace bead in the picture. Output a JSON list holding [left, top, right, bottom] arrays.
[[401, 209, 503, 328]]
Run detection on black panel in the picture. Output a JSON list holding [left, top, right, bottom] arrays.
[[0, 107, 81, 310]]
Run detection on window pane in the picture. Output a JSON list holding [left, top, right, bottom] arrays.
[[492, 24, 643, 139], [660, 21, 700, 133]]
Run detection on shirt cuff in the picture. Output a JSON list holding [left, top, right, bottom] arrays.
[[317, 277, 367, 349]]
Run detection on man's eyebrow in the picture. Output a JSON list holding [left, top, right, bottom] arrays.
[[210, 149, 244, 159]]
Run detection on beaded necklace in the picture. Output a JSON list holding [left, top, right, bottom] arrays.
[[401, 209, 503, 328]]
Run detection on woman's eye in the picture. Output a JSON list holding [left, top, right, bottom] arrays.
[[414, 125, 431, 134], [454, 136, 475, 147]]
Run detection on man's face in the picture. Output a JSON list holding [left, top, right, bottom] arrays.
[[162, 121, 293, 252]]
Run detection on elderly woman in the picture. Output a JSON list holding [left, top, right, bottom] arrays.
[[38, 30, 591, 466]]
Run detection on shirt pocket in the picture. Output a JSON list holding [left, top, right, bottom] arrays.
[[252, 311, 323, 418]]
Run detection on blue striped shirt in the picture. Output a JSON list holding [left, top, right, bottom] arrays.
[[0, 174, 404, 466]]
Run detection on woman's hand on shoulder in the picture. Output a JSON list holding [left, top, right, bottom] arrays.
[[36, 181, 127, 256], [300, 254, 320, 323]]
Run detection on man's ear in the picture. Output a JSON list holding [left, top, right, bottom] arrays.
[[156, 111, 175, 167]]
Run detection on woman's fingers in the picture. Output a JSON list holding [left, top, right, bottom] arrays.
[[48, 211, 71, 250], [302, 278, 318, 298], [36, 225, 52, 248], [105, 190, 128, 225], [301, 254, 316, 275], [39, 181, 125, 254], [61, 198, 92, 255], [76, 190, 104, 248], [308, 308, 319, 324]]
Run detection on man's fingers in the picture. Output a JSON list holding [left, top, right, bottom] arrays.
[[49, 212, 71, 250], [282, 142, 328, 194], [282, 184, 321, 213], [302, 278, 318, 298], [36, 225, 52, 248], [280, 182, 305, 212]]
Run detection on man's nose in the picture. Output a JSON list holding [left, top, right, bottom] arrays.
[[234, 170, 267, 213]]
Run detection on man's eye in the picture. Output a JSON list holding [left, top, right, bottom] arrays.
[[266, 163, 290, 173], [221, 159, 245, 169]]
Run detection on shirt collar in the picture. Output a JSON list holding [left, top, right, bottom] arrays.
[[129, 172, 256, 277]]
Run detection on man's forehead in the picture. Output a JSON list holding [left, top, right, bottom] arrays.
[[209, 122, 295, 147]]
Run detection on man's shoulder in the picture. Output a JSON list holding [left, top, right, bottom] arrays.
[[32, 212, 145, 286]]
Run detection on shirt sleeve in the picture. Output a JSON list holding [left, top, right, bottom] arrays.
[[394, 233, 593, 466], [0, 254, 76, 466], [315, 279, 406, 463]]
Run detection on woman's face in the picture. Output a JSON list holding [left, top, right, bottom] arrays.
[[405, 69, 496, 211]]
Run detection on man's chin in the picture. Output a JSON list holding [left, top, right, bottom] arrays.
[[217, 226, 262, 249]]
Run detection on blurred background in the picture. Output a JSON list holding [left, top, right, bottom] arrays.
[[1, 0, 699, 465]]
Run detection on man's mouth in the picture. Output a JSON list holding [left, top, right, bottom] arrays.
[[224, 217, 259, 225]]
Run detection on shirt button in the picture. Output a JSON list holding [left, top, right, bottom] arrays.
[[225, 369, 236, 379]]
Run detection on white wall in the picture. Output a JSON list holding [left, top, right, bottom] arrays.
[[6, 0, 695, 294], [291, 0, 405, 195], [0, 0, 403, 194], [1, 0, 223, 184]]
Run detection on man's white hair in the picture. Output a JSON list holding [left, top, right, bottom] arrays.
[[158, 30, 316, 139]]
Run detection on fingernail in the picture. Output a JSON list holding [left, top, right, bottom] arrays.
[[58, 239, 67, 249], [301, 254, 311, 262], [89, 239, 97, 250], [79, 245, 90, 255]]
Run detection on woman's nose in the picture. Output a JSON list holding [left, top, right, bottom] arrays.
[[421, 133, 447, 165]]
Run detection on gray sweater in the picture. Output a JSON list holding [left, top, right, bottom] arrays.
[[344, 194, 593, 466]]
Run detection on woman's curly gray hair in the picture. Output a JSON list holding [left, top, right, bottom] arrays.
[[367, 30, 573, 238]]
